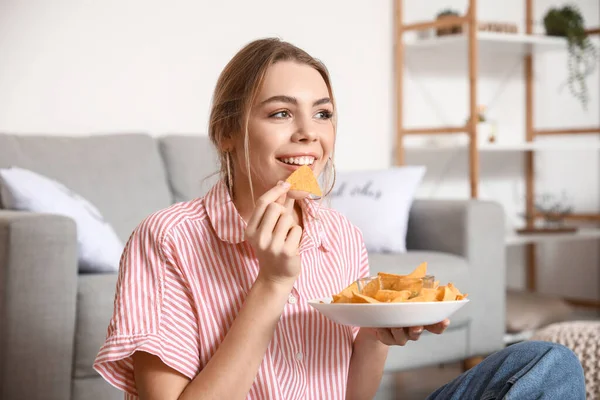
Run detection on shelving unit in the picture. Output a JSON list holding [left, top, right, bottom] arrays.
[[394, 0, 600, 308], [404, 31, 566, 54]]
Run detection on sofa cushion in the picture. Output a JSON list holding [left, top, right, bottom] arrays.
[[158, 135, 219, 202], [0, 167, 124, 272], [368, 250, 472, 326], [0, 133, 172, 242], [73, 274, 119, 379], [329, 166, 425, 253]]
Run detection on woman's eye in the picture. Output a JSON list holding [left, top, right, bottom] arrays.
[[315, 110, 333, 120], [271, 110, 290, 118]]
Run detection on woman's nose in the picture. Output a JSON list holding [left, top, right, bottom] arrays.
[[292, 117, 318, 142]]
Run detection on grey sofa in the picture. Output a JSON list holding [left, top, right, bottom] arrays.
[[0, 133, 506, 400]]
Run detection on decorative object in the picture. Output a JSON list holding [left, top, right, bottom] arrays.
[[543, 4, 598, 109], [466, 105, 497, 145], [435, 9, 517, 36], [436, 9, 462, 36], [477, 22, 518, 34], [518, 191, 577, 234], [532, 321, 600, 399], [0, 167, 124, 272], [328, 166, 426, 253]]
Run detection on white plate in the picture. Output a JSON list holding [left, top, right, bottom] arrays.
[[308, 297, 470, 328]]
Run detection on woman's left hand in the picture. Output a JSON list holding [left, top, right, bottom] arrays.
[[365, 319, 450, 346]]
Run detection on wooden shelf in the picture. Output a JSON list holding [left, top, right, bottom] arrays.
[[405, 31, 566, 55], [506, 228, 600, 246], [404, 138, 600, 152], [480, 142, 600, 152], [404, 141, 600, 152]]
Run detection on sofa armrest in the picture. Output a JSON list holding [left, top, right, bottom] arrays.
[[0, 210, 78, 400], [407, 199, 506, 356]]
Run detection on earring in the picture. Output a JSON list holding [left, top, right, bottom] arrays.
[[225, 152, 233, 192], [316, 157, 336, 198]]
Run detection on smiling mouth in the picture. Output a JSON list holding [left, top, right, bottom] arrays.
[[277, 156, 316, 166]]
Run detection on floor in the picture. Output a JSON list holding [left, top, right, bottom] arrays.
[[374, 362, 463, 400], [372, 307, 600, 400]]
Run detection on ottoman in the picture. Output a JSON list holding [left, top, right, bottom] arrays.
[[531, 321, 599, 399]]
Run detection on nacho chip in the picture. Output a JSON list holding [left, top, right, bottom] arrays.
[[339, 282, 359, 297], [358, 277, 381, 298], [332, 294, 352, 304], [378, 275, 423, 296], [328, 261, 467, 305], [351, 293, 380, 303], [406, 288, 438, 302], [375, 289, 411, 302], [406, 262, 428, 279], [436, 286, 457, 301], [285, 165, 322, 196]]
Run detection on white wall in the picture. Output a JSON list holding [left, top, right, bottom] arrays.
[[1, 0, 598, 299], [0, 0, 395, 170]]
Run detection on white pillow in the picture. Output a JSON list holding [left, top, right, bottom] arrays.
[[329, 166, 425, 253], [0, 167, 124, 273]]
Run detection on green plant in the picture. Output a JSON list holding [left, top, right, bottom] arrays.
[[543, 4, 598, 109], [436, 9, 460, 18]]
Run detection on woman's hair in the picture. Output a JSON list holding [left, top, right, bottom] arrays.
[[208, 37, 337, 201]]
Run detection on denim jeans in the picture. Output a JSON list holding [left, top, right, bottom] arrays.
[[426, 341, 586, 400]]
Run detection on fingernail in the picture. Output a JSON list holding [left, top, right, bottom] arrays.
[[280, 181, 291, 188], [443, 320, 450, 327], [413, 327, 423, 334]]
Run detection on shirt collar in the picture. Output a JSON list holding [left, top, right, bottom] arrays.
[[205, 180, 331, 252]]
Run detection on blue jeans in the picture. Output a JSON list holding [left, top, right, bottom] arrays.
[[426, 341, 586, 400]]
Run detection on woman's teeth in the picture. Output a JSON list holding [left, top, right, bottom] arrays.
[[280, 156, 315, 166]]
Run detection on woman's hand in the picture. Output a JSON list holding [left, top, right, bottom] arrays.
[[364, 319, 450, 346], [245, 181, 303, 288]]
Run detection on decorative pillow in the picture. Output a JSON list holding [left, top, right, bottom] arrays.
[[0, 167, 124, 273], [328, 166, 425, 253]]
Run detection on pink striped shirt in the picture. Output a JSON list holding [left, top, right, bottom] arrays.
[[93, 180, 370, 399]]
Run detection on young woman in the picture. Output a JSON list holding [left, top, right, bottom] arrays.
[[94, 38, 586, 400]]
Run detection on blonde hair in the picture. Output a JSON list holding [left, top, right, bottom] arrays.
[[208, 38, 337, 202]]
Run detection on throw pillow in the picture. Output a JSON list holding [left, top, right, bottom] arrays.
[[328, 166, 425, 253], [0, 167, 124, 273]]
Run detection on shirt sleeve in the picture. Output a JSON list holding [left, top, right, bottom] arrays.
[[93, 213, 200, 397]]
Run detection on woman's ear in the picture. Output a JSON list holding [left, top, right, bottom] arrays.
[[220, 137, 234, 153]]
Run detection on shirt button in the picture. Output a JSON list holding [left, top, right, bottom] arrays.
[[288, 295, 297, 304], [295, 352, 303, 361]]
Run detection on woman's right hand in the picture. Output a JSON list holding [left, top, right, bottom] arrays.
[[245, 181, 303, 288]]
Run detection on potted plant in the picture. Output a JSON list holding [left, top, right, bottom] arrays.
[[436, 9, 462, 36], [543, 5, 598, 109]]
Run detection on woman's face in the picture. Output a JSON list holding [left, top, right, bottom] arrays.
[[232, 61, 335, 200]]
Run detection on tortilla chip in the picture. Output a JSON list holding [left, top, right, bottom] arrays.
[[378, 275, 423, 295], [436, 286, 457, 301], [406, 288, 438, 302], [359, 277, 381, 298], [351, 293, 380, 303], [285, 165, 322, 196], [406, 262, 427, 279], [332, 294, 352, 304], [375, 289, 411, 302]]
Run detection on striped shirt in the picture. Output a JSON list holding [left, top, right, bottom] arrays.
[[93, 180, 370, 399]]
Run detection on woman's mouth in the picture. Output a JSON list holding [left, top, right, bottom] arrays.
[[277, 156, 316, 167]]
